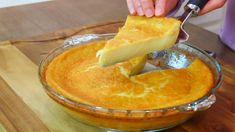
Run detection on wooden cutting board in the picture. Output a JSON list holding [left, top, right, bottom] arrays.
[[0, 22, 234, 132]]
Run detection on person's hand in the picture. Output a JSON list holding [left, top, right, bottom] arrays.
[[126, 0, 178, 17], [199, 0, 226, 15], [126, 0, 227, 17]]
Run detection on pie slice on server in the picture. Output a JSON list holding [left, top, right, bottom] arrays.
[[97, 15, 181, 66]]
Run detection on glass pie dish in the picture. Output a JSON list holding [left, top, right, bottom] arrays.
[[39, 33, 222, 131]]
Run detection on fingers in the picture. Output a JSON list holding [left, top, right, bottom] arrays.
[[126, 0, 179, 17], [127, 0, 225, 17], [155, 0, 178, 16], [199, 0, 226, 15], [133, 0, 144, 16], [140, 0, 155, 17], [127, 0, 154, 17], [127, 0, 136, 15], [155, 0, 164, 16]]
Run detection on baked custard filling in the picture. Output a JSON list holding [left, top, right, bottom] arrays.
[[45, 40, 214, 110], [97, 15, 181, 66]]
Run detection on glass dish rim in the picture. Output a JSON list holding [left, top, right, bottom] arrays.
[[38, 33, 223, 114]]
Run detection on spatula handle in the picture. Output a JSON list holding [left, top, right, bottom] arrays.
[[188, 0, 209, 9], [186, 0, 209, 14]]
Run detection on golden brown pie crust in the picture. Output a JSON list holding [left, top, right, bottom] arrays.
[[45, 41, 214, 110]]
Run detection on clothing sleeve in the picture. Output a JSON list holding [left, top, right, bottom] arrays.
[[167, 0, 185, 17], [219, 0, 235, 51]]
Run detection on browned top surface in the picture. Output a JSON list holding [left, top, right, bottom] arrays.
[[0, 21, 233, 132], [45, 39, 214, 109], [0, 0, 234, 131]]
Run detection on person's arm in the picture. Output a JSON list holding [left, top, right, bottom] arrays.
[[127, 0, 226, 17], [199, 0, 226, 15]]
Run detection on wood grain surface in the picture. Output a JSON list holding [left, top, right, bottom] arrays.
[[0, 0, 234, 131], [0, 42, 102, 132], [0, 21, 234, 132], [0, 0, 128, 41]]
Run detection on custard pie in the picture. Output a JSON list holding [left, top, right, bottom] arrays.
[[45, 40, 214, 110], [41, 15, 220, 131], [98, 15, 181, 66]]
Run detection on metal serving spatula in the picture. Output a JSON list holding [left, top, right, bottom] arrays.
[[177, 0, 209, 42], [147, 0, 211, 69]]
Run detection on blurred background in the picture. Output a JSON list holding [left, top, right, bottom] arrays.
[[0, 0, 227, 41], [0, 0, 50, 8]]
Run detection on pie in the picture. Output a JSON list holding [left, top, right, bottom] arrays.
[[43, 16, 215, 131], [97, 15, 181, 66], [45, 40, 214, 110]]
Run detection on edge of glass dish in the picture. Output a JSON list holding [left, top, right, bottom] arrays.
[[38, 33, 222, 118]]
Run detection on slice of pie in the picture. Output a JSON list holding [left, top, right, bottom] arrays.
[[97, 15, 181, 66]]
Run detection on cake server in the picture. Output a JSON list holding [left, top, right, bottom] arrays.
[[177, 0, 209, 42], [148, 0, 211, 68]]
